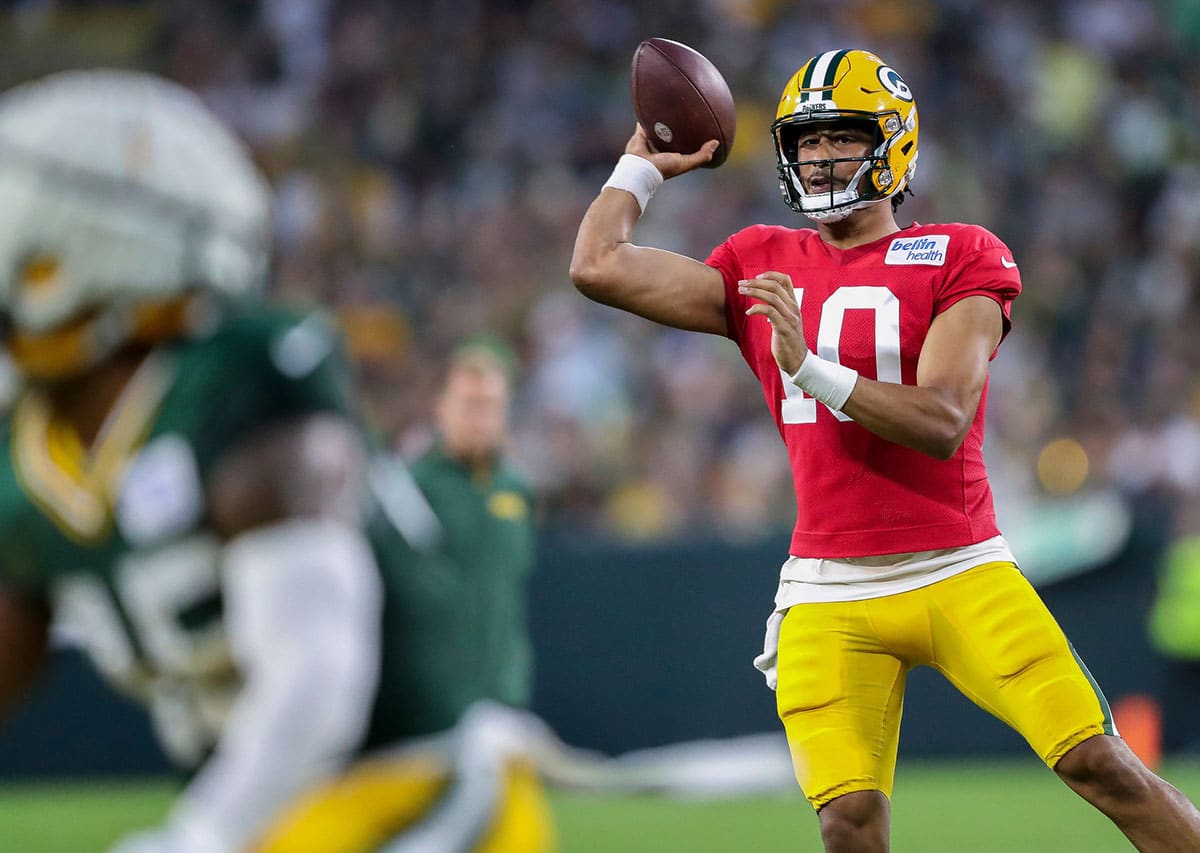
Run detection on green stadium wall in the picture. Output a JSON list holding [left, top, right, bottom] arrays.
[[0, 501, 1182, 778]]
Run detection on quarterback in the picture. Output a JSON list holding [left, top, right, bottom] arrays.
[[570, 48, 1200, 851], [0, 72, 553, 852]]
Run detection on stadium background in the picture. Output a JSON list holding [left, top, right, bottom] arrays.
[[1, 0, 1200, 850]]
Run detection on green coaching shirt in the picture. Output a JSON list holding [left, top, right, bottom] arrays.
[[409, 443, 536, 709]]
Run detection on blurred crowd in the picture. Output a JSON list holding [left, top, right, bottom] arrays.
[[4, 0, 1200, 543]]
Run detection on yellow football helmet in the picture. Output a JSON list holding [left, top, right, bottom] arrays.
[[772, 49, 919, 221]]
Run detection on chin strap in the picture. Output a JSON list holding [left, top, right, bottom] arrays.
[[802, 195, 889, 223]]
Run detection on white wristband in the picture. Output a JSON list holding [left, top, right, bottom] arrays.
[[602, 154, 663, 215], [790, 353, 859, 412]]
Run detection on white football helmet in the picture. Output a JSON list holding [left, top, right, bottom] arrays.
[[0, 69, 271, 379]]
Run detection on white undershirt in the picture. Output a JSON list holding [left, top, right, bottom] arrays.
[[774, 534, 1017, 606]]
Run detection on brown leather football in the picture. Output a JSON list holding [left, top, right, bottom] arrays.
[[630, 38, 736, 169]]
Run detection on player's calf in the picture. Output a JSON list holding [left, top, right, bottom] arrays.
[[1056, 734, 1200, 851], [1056, 735, 1154, 806], [817, 790, 890, 853]]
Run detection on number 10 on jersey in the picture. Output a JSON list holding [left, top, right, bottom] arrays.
[[780, 286, 902, 424]]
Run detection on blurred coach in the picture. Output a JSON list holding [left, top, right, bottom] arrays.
[[410, 340, 537, 711]]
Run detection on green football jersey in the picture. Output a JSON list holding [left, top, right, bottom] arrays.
[[409, 444, 536, 709], [0, 307, 476, 766]]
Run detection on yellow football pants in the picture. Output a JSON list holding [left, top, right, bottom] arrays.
[[254, 750, 556, 852], [775, 561, 1114, 809]]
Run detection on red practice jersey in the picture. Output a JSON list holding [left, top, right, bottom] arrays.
[[707, 222, 1022, 558]]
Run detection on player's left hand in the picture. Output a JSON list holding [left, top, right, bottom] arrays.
[[740, 272, 808, 376]]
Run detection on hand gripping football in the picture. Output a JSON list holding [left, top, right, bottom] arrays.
[[630, 38, 736, 168]]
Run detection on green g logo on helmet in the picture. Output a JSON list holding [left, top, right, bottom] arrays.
[[877, 65, 914, 102]]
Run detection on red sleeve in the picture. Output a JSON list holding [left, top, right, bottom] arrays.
[[705, 238, 749, 344], [935, 232, 1022, 343]]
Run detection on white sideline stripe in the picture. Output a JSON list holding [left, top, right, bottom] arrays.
[[534, 731, 797, 798]]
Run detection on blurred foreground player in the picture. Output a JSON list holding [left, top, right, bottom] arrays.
[[570, 47, 1200, 851], [411, 340, 536, 711], [0, 70, 553, 852]]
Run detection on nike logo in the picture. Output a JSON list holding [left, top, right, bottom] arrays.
[[1001, 256, 1017, 269]]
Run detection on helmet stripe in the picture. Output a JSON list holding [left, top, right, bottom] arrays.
[[798, 56, 819, 102], [800, 50, 841, 102], [821, 50, 849, 92]]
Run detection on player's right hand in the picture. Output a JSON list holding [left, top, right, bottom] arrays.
[[625, 124, 719, 180]]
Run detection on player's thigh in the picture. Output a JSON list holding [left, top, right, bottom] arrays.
[[929, 561, 1112, 766], [254, 749, 555, 853], [776, 601, 907, 808]]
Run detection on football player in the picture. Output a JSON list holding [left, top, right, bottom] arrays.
[[0, 70, 554, 852], [570, 48, 1200, 851]]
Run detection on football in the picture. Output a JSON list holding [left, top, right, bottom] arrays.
[[630, 38, 736, 168]]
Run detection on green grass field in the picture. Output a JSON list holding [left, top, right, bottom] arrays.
[[0, 759, 1197, 852]]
